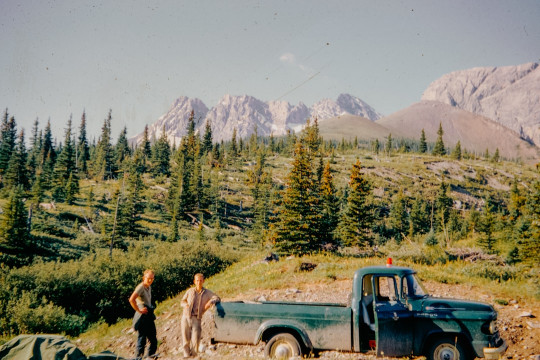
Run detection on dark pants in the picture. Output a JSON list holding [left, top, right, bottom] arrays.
[[136, 313, 157, 357]]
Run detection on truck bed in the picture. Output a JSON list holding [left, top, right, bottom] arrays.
[[213, 300, 353, 351]]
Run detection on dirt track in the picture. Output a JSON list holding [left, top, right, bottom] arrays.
[[78, 279, 540, 359]]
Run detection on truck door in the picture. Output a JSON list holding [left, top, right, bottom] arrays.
[[372, 275, 414, 357]]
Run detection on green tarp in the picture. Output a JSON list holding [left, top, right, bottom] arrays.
[[0, 334, 124, 360]]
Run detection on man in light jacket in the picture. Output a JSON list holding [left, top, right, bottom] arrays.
[[181, 273, 220, 358]]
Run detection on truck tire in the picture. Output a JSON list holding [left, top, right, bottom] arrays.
[[427, 336, 471, 360], [264, 333, 302, 359]]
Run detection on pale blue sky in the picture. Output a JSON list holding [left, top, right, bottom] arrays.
[[1, 0, 539, 140]]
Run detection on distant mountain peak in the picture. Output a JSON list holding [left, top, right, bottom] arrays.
[[131, 93, 381, 144]]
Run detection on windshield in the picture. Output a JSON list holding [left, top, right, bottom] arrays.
[[402, 274, 428, 298]]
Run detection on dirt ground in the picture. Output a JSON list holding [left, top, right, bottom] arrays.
[[77, 279, 540, 360]]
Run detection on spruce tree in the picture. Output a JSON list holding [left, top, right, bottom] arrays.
[[230, 127, 238, 158], [247, 150, 272, 244], [388, 190, 408, 242], [27, 118, 41, 182], [41, 120, 56, 167], [385, 133, 393, 156], [114, 126, 131, 173], [202, 120, 213, 155], [4, 130, 29, 190], [339, 159, 373, 248], [491, 148, 500, 163], [419, 129, 427, 153], [0, 186, 29, 248], [271, 140, 323, 255], [151, 126, 171, 177], [0, 111, 17, 176], [409, 196, 430, 236], [52, 117, 78, 202], [320, 161, 340, 248], [451, 140, 462, 160], [432, 123, 446, 156], [93, 110, 114, 180], [77, 111, 90, 177]]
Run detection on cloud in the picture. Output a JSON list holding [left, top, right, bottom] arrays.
[[279, 53, 296, 64]]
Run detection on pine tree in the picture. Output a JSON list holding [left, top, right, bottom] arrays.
[[41, 120, 56, 167], [52, 117, 78, 202], [419, 129, 427, 153], [435, 181, 453, 246], [4, 130, 29, 190], [409, 196, 430, 236], [271, 140, 323, 255], [0, 186, 29, 248], [385, 133, 393, 156], [77, 111, 90, 177], [247, 150, 272, 244], [320, 161, 340, 248], [26, 118, 41, 182], [116, 159, 146, 238], [114, 126, 131, 173], [432, 123, 446, 156], [388, 190, 408, 242], [230, 127, 238, 158], [0, 110, 17, 176], [202, 120, 213, 155], [93, 110, 114, 180], [491, 148, 500, 163], [338, 159, 373, 248], [151, 126, 171, 177], [451, 140, 462, 160]]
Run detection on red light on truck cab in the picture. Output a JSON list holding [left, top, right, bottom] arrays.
[[386, 258, 392, 267]]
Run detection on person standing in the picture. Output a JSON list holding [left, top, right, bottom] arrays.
[[181, 273, 220, 358], [129, 269, 158, 359]]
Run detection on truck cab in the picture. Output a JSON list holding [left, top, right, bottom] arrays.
[[353, 266, 507, 359]]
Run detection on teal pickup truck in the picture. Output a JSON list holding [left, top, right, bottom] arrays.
[[212, 264, 507, 360]]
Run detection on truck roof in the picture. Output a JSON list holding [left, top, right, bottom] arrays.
[[353, 265, 416, 278]]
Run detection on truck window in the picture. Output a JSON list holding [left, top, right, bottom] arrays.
[[375, 276, 398, 302], [362, 274, 373, 296], [401, 274, 428, 298]]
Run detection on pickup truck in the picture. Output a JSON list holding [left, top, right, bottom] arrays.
[[212, 264, 507, 360]]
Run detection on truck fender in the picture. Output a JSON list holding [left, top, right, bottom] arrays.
[[254, 319, 313, 351]]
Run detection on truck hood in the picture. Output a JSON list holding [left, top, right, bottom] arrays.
[[421, 297, 496, 318]]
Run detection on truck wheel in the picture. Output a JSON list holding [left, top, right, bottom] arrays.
[[265, 333, 302, 359], [427, 337, 471, 360]]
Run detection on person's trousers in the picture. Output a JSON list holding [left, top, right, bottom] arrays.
[[181, 315, 202, 357], [136, 314, 157, 357]]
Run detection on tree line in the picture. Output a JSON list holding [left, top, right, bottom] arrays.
[[0, 108, 538, 266]]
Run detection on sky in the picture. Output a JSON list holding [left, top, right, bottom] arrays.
[[1, 0, 539, 141]]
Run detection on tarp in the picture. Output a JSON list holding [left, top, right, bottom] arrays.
[[0, 334, 124, 360]]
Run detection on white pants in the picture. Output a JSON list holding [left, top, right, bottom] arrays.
[[181, 315, 202, 357]]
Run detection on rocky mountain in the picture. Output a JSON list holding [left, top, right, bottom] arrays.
[[130, 93, 381, 144], [421, 62, 540, 146], [376, 100, 539, 163]]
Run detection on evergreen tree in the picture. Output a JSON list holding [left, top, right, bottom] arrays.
[[451, 140, 462, 160], [92, 110, 114, 180], [77, 111, 90, 177], [0, 110, 17, 177], [432, 122, 446, 156], [491, 148, 500, 163], [41, 120, 56, 167], [419, 129, 427, 153], [388, 190, 408, 242], [271, 139, 323, 255], [116, 159, 146, 238], [4, 130, 29, 190], [114, 126, 131, 173], [0, 186, 29, 248], [320, 161, 340, 248], [339, 159, 373, 248], [409, 196, 430, 236], [26, 118, 41, 182], [247, 150, 272, 244], [385, 133, 393, 156], [230, 127, 238, 158], [435, 181, 453, 246], [52, 117, 78, 202], [202, 120, 213, 155], [151, 126, 171, 177], [373, 138, 380, 155]]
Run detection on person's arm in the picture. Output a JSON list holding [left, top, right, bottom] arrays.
[[203, 291, 220, 312], [129, 290, 148, 314]]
